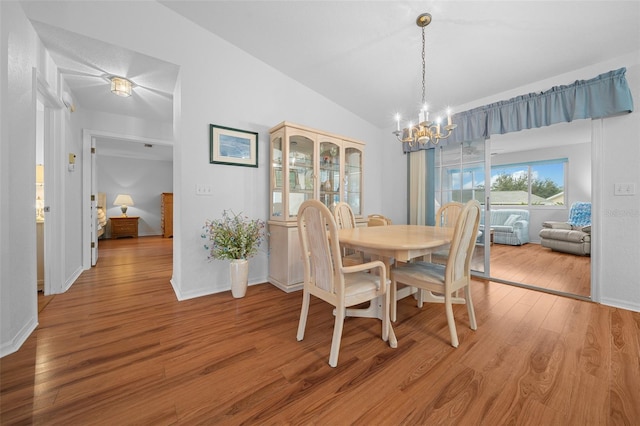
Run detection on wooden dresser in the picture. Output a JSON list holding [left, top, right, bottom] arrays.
[[110, 216, 139, 238], [161, 193, 173, 238]]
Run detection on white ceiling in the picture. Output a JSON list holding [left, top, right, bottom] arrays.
[[25, 1, 640, 158]]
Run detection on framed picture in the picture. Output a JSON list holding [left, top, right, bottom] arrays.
[[209, 124, 258, 167]]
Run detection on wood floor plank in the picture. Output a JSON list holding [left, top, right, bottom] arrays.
[[489, 242, 590, 297], [2, 236, 637, 425]]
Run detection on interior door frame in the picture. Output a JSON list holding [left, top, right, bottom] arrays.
[[81, 129, 173, 270], [481, 130, 595, 301], [35, 69, 65, 295]]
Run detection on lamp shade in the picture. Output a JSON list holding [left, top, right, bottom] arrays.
[[114, 194, 134, 217], [113, 194, 134, 206]]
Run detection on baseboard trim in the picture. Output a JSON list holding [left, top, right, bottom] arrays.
[[600, 297, 640, 313], [0, 316, 38, 358]]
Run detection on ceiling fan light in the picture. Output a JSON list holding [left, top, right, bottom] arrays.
[[110, 76, 132, 97]]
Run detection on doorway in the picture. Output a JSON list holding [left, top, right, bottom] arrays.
[[433, 120, 592, 299], [82, 129, 174, 270]]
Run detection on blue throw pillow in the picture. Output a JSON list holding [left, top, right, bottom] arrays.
[[568, 202, 591, 227]]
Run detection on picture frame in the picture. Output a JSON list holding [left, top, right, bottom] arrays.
[[209, 124, 258, 167]]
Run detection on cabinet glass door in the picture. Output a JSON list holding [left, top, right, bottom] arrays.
[[270, 133, 284, 218], [344, 146, 362, 216], [319, 140, 340, 212], [288, 134, 314, 218]]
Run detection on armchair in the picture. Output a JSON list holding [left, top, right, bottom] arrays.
[[539, 202, 591, 256]]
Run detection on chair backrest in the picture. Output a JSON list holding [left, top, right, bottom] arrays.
[[568, 202, 591, 227], [334, 202, 356, 230], [368, 214, 392, 227], [445, 200, 481, 286], [298, 200, 345, 296], [436, 202, 464, 228]]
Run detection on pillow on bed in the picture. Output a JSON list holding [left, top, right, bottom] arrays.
[[504, 214, 521, 227], [97, 207, 107, 227]]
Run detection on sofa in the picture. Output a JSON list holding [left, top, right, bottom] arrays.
[[479, 208, 530, 246], [539, 202, 591, 256]]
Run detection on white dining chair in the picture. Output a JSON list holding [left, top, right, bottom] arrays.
[[297, 200, 393, 367], [422, 201, 465, 302], [333, 202, 364, 266], [391, 200, 481, 348]]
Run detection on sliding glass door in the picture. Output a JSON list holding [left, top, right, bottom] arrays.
[[430, 123, 592, 299], [433, 139, 489, 275]]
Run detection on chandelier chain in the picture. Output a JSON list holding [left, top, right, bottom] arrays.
[[421, 26, 426, 107]]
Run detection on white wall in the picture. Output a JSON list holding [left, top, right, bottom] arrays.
[[97, 155, 173, 237], [1, 1, 39, 357], [597, 59, 640, 310], [63, 79, 84, 287], [0, 1, 82, 356], [80, 109, 173, 142]]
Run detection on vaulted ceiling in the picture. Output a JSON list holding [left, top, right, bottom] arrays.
[[24, 1, 640, 158]]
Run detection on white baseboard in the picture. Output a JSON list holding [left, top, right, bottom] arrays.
[[171, 278, 264, 301], [63, 266, 84, 292], [0, 316, 37, 358], [600, 297, 640, 313]]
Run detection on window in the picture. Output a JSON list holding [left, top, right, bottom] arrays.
[[490, 159, 566, 206]]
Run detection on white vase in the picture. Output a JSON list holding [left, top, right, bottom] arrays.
[[229, 259, 249, 298]]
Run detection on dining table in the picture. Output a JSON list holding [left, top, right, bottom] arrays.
[[338, 224, 467, 321]]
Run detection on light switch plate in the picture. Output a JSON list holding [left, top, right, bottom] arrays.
[[614, 182, 636, 196], [196, 184, 212, 195]]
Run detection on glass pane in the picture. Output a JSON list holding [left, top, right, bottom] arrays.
[[344, 147, 362, 215], [289, 135, 314, 217], [319, 142, 340, 211], [530, 162, 565, 205], [434, 140, 487, 275], [490, 165, 529, 206], [272, 191, 283, 217], [271, 136, 283, 217]]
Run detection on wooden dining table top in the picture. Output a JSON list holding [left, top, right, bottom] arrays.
[[338, 224, 454, 262]]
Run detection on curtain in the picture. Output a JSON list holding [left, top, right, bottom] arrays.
[[404, 67, 634, 152], [409, 150, 426, 225]]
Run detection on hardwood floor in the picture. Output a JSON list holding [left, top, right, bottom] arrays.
[[2, 236, 638, 425], [488, 242, 591, 297]]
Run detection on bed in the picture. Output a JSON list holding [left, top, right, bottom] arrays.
[[97, 192, 107, 238]]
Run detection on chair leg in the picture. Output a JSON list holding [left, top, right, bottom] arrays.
[[416, 288, 424, 308], [444, 293, 459, 348], [381, 292, 390, 342], [296, 290, 310, 341], [465, 285, 477, 330], [390, 279, 397, 322], [329, 307, 346, 367]]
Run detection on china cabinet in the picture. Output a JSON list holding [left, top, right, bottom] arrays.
[[268, 121, 365, 292]]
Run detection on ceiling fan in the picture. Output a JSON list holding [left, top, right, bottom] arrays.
[[58, 68, 172, 100]]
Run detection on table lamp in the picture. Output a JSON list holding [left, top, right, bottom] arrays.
[[113, 194, 134, 217]]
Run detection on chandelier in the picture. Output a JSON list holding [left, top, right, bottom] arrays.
[[393, 13, 456, 147]]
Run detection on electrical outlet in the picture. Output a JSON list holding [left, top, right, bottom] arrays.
[[196, 184, 212, 195], [614, 182, 636, 196]]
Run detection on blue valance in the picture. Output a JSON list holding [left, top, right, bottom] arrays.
[[404, 67, 634, 152]]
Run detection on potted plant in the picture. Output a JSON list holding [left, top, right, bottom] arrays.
[[202, 210, 266, 298]]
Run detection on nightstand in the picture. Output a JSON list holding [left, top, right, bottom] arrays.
[[110, 216, 139, 238]]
